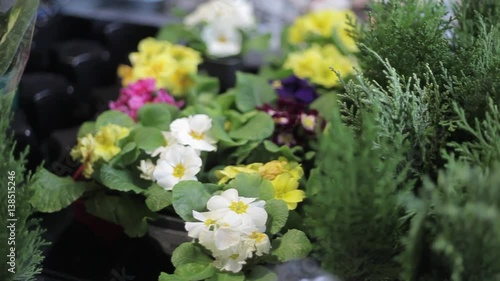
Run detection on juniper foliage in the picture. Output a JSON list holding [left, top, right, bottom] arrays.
[[400, 159, 500, 281], [305, 100, 412, 281], [338, 53, 449, 178], [0, 93, 49, 281], [356, 0, 453, 89]]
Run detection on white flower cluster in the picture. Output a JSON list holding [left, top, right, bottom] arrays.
[[138, 114, 217, 190], [184, 0, 256, 57], [185, 189, 271, 273]]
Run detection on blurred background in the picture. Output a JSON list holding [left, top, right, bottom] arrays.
[[12, 1, 370, 280]]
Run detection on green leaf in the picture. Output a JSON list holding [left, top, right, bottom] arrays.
[[145, 184, 173, 212], [171, 243, 213, 268], [216, 90, 236, 110], [211, 116, 248, 147], [95, 110, 135, 129], [172, 181, 212, 221], [137, 103, 175, 130], [77, 121, 96, 137], [246, 265, 278, 281], [229, 112, 275, 141], [263, 141, 302, 162], [28, 169, 88, 213], [232, 141, 262, 164], [175, 263, 216, 280], [228, 173, 274, 200], [158, 272, 180, 281], [130, 126, 165, 151], [265, 199, 289, 235], [208, 272, 245, 281], [110, 142, 140, 167], [310, 93, 338, 121], [98, 164, 145, 194], [235, 72, 277, 112], [241, 33, 271, 55], [272, 229, 312, 262], [85, 193, 156, 237], [191, 74, 220, 95]]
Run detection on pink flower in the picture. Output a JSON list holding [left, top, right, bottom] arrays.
[[153, 89, 185, 108], [109, 78, 184, 121]]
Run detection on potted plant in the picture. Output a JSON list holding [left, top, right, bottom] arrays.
[[157, 0, 271, 92]]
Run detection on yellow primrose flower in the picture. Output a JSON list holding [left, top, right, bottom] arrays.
[[216, 163, 263, 185], [288, 10, 357, 53], [284, 44, 356, 88], [117, 65, 134, 87], [70, 124, 130, 178], [258, 157, 304, 181], [271, 173, 306, 210], [164, 67, 196, 97], [70, 134, 98, 178], [94, 124, 130, 161], [118, 37, 202, 95]]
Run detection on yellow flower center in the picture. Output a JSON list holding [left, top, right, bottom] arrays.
[[249, 232, 266, 243], [224, 120, 232, 131], [217, 35, 228, 43], [172, 164, 186, 178], [204, 219, 217, 226], [272, 80, 283, 89], [229, 201, 249, 214], [230, 254, 239, 260], [189, 130, 205, 140]]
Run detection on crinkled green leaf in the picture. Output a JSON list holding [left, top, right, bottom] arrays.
[[158, 272, 180, 281], [235, 72, 276, 112], [272, 229, 312, 262], [110, 142, 140, 167], [265, 199, 289, 235], [208, 272, 245, 281], [228, 173, 274, 201], [85, 193, 156, 237], [97, 164, 145, 194], [246, 265, 278, 281], [172, 181, 212, 221], [175, 263, 216, 280], [263, 141, 302, 162], [232, 141, 262, 164], [145, 184, 173, 212], [131, 126, 165, 151], [95, 110, 135, 129], [211, 116, 248, 147], [137, 103, 175, 130], [28, 169, 88, 213], [229, 112, 275, 141], [77, 121, 96, 138], [172, 242, 213, 268]]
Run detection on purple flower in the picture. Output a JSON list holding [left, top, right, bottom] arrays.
[[271, 75, 318, 104]]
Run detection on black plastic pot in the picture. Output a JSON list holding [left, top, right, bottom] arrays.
[[201, 55, 244, 93]]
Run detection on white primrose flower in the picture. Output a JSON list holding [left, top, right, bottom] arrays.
[[206, 189, 267, 231], [243, 231, 271, 257], [212, 244, 250, 273], [149, 131, 182, 157], [138, 159, 155, 180], [152, 144, 202, 190], [170, 114, 217, 152], [202, 24, 242, 57], [184, 0, 255, 29]]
